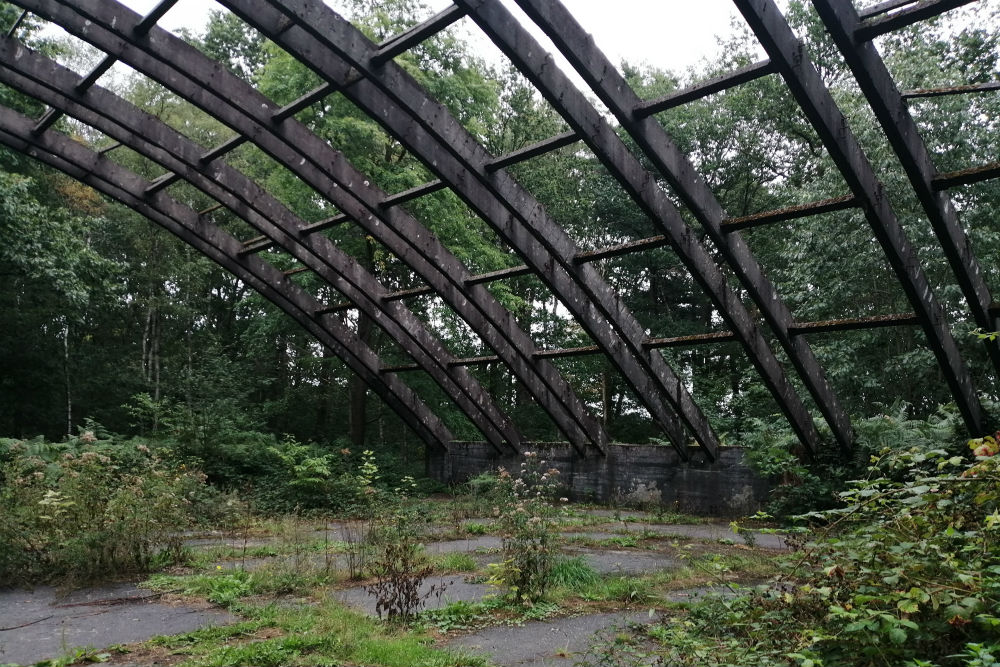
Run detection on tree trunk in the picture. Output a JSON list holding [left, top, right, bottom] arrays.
[[349, 311, 373, 448], [63, 321, 72, 438]]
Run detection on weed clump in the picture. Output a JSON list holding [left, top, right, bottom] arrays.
[[0, 431, 206, 583], [486, 451, 567, 604]]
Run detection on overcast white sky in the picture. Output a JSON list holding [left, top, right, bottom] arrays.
[[118, 0, 751, 78]]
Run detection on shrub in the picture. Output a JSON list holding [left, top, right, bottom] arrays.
[[364, 476, 447, 622], [486, 451, 566, 604], [0, 431, 206, 583], [595, 427, 1000, 666], [744, 402, 968, 518]]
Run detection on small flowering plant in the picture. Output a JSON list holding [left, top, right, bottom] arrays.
[[487, 451, 567, 604]]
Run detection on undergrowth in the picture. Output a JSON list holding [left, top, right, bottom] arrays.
[[582, 422, 1000, 667]]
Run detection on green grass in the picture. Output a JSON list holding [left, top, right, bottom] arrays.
[[144, 597, 489, 667], [144, 564, 329, 605], [432, 552, 479, 572], [576, 575, 655, 602], [549, 556, 600, 590], [464, 521, 489, 535], [419, 599, 491, 631]]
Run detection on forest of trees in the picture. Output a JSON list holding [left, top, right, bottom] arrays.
[[1, 0, 998, 457]]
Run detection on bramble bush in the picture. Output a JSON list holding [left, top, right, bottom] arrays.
[[0, 428, 208, 583], [589, 417, 1000, 667]]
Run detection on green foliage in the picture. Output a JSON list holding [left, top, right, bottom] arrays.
[[29, 646, 110, 667], [0, 431, 205, 583], [433, 552, 478, 573], [464, 521, 489, 535], [486, 451, 567, 604], [419, 599, 492, 632], [745, 402, 969, 517], [149, 596, 484, 667], [548, 556, 600, 591], [585, 425, 1000, 667]]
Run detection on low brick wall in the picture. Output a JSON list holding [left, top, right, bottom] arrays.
[[427, 442, 769, 517]]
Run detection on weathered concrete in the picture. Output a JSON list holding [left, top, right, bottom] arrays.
[[0, 584, 235, 666], [445, 610, 656, 667], [428, 444, 769, 517]]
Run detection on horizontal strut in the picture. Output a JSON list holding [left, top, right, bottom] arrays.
[[787, 313, 920, 335], [634, 59, 776, 117], [856, 0, 979, 40], [378, 314, 919, 372], [722, 194, 859, 231], [311, 192, 854, 299], [373, 5, 468, 64], [932, 161, 1000, 189], [902, 81, 1000, 99], [6, 10, 28, 38]]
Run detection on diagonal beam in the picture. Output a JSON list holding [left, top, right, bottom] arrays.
[[25, 0, 609, 454], [736, 0, 986, 434], [0, 105, 454, 451], [226, 0, 708, 459], [811, 0, 1000, 383], [460, 0, 829, 454], [0, 38, 522, 452], [856, 0, 979, 40]]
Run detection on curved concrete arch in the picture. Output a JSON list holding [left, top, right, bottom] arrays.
[[221, 0, 717, 459], [0, 35, 522, 453], [498, 0, 855, 454], [15, 0, 609, 455], [0, 104, 455, 450], [734, 0, 986, 434], [1, 0, 993, 461]]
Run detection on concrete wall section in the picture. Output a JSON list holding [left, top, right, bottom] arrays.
[[427, 443, 769, 517]]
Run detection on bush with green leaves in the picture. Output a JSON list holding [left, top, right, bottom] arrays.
[[0, 430, 207, 583], [486, 451, 567, 604], [745, 402, 968, 518], [590, 425, 1000, 667]]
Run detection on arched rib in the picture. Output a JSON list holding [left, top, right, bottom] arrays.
[[0, 35, 520, 452], [810, 0, 1000, 382], [220, 0, 713, 458], [16, 0, 608, 454], [503, 0, 853, 453], [0, 105, 454, 450], [734, 0, 986, 434]]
